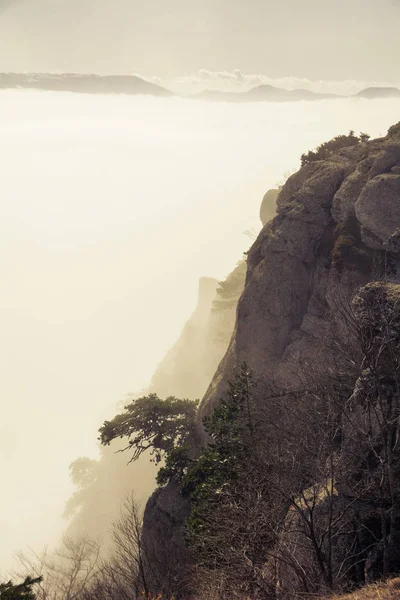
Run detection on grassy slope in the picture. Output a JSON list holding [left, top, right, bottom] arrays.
[[326, 579, 400, 600]]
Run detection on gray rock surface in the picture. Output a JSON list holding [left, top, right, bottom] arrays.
[[201, 123, 400, 416], [356, 174, 400, 249], [143, 122, 400, 592], [65, 275, 238, 553], [260, 188, 279, 225], [277, 282, 400, 597]]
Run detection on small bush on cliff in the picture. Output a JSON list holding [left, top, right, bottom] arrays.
[[332, 217, 373, 274], [388, 122, 400, 137], [212, 260, 246, 314], [301, 131, 370, 166]]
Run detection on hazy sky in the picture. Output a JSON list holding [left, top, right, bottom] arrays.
[[0, 0, 400, 82]]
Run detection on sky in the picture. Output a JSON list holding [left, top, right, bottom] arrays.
[[0, 0, 400, 83]]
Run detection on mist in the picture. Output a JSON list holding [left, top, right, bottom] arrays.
[[1, 90, 400, 573], [2, 0, 400, 83]]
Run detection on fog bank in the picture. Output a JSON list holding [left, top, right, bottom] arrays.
[[1, 90, 399, 572]]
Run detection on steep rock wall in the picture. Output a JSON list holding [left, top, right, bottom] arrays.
[[142, 123, 400, 595], [200, 123, 400, 419], [65, 273, 241, 546]]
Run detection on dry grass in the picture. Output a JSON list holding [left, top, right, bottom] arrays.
[[325, 578, 400, 600]]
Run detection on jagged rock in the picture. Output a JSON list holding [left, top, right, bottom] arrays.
[[65, 276, 238, 550], [201, 123, 400, 415], [141, 270, 245, 592], [141, 482, 192, 597], [356, 174, 400, 249], [331, 159, 370, 223], [149, 277, 221, 400], [142, 123, 400, 593], [276, 282, 400, 598], [352, 281, 400, 343], [260, 188, 279, 226]]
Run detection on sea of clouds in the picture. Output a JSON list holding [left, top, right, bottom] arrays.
[[139, 69, 400, 96], [1, 89, 399, 576]]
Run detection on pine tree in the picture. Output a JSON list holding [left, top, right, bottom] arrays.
[[0, 576, 42, 600]]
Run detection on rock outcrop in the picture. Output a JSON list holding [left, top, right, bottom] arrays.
[[149, 277, 226, 400], [65, 273, 240, 549], [201, 122, 400, 417], [276, 282, 400, 598], [260, 188, 279, 226], [142, 122, 400, 594]]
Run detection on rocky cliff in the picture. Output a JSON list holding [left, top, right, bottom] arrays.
[[149, 277, 228, 400], [65, 272, 241, 545], [142, 122, 400, 595], [276, 280, 400, 597], [200, 122, 400, 418]]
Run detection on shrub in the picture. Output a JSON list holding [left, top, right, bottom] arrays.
[[332, 218, 373, 274], [301, 131, 370, 166], [388, 122, 400, 137]]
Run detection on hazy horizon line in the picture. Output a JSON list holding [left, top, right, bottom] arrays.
[[1, 69, 400, 96]]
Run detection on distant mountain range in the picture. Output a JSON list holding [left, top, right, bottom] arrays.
[[1, 73, 399, 102], [0, 73, 172, 96], [195, 84, 400, 103], [355, 86, 400, 99]]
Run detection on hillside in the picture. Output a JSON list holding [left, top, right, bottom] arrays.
[[325, 578, 400, 599]]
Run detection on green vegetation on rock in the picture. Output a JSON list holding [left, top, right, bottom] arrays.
[[99, 394, 198, 466], [0, 577, 42, 600], [301, 130, 370, 166]]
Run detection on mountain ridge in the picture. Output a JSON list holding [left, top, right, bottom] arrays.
[[195, 84, 400, 102], [1, 73, 399, 102], [0, 72, 172, 96]]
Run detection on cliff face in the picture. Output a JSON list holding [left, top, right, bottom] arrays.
[[260, 188, 279, 226], [142, 123, 400, 595], [149, 277, 227, 400], [200, 123, 400, 419], [276, 281, 400, 597], [65, 274, 240, 546]]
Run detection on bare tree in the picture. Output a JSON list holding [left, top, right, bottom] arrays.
[[83, 492, 183, 600], [82, 494, 146, 600], [338, 282, 400, 578], [261, 282, 400, 597], [16, 536, 102, 600]]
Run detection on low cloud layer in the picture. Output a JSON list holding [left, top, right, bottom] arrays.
[[143, 70, 400, 96]]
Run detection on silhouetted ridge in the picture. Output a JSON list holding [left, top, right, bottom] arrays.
[[356, 86, 400, 98], [196, 84, 400, 103], [0, 73, 172, 96]]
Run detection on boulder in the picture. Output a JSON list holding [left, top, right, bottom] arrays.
[[260, 188, 279, 225]]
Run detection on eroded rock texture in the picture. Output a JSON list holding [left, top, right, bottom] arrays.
[[201, 123, 400, 418], [276, 282, 400, 598], [142, 123, 400, 595]]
